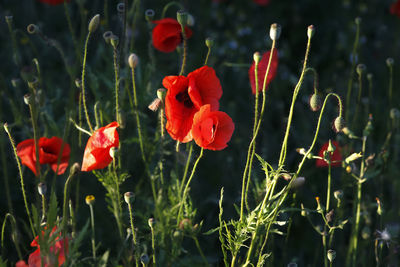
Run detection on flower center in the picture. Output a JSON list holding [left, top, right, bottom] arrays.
[[175, 89, 193, 108]]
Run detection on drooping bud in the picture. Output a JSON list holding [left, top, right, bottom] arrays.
[[75, 79, 82, 89], [128, 53, 139, 69], [124, 192, 135, 204], [253, 51, 261, 65], [38, 182, 47, 196], [307, 25, 315, 39], [333, 116, 346, 133], [177, 10, 188, 30], [205, 37, 214, 49], [27, 24, 39, 34], [88, 14, 100, 33], [148, 218, 155, 228], [269, 23, 281, 41], [376, 197, 382, 216], [356, 64, 366, 76], [145, 9, 155, 22], [103, 31, 113, 44], [334, 190, 343, 201], [386, 57, 394, 67], [85, 195, 95, 205], [327, 249, 336, 262], [28, 78, 40, 91], [70, 162, 81, 176], [296, 148, 307, 155], [24, 93, 33, 105], [309, 93, 322, 111], [109, 147, 119, 159]]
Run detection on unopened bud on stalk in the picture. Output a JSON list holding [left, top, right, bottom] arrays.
[[88, 14, 100, 33], [269, 23, 281, 41], [253, 52, 261, 64], [24, 93, 33, 105], [307, 25, 315, 39], [376, 197, 382, 215], [296, 148, 307, 155], [309, 93, 322, 111], [356, 64, 366, 76], [148, 218, 155, 228], [75, 79, 82, 89], [327, 140, 336, 153], [116, 3, 125, 13], [367, 73, 373, 80], [386, 57, 394, 67], [85, 195, 95, 205], [128, 53, 139, 69], [157, 88, 166, 102], [333, 116, 345, 133], [327, 249, 336, 262], [109, 147, 119, 159], [334, 190, 343, 201], [124, 192, 135, 204], [280, 172, 292, 181], [103, 31, 113, 43], [69, 162, 81, 176], [110, 35, 119, 48], [205, 37, 214, 49], [361, 226, 370, 239], [145, 9, 155, 22], [27, 24, 39, 34], [177, 10, 188, 29], [38, 182, 47, 196]]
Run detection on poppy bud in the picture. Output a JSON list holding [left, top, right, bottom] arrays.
[[253, 51, 261, 64], [269, 23, 281, 41], [85, 195, 95, 205], [145, 9, 155, 22], [110, 35, 119, 48], [27, 24, 39, 34], [334, 190, 343, 201], [333, 116, 345, 133], [38, 182, 47, 196], [124, 192, 135, 204], [390, 108, 400, 120], [356, 64, 366, 76], [280, 172, 292, 181], [386, 57, 394, 67], [109, 147, 119, 159], [116, 3, 125, 13], [148, 218, 155, 228], [157, 88, 167, 102], [327, 140, 335, 153], [140, 254, 149, 265], [69, 162, 81, 177], [309, 93, 322, 111], [75, 79, 82, 89], [355, 17, 362, 25], [128, 53, 139, 69], [327, 249, 336, 262], [177, 10, 188, 29], [205, 37, 214, 49], [367, 73, 373, 81], [103, 31, 113, 44], [307, 25, 315, 39], [178, 218, 192, 231], [88, 14, 100, 33], [296, 148, 307, 155], [24, 93, 33, 105]]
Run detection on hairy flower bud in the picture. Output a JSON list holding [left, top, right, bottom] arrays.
[[38, 182, 47, 196], [148, 218, 155, 228], [333, 117, 345, 133], [177, 10, 188, 29], [110, 35, 119, 48], [269, 23, 281, 41], [157, 88, 166, 102], [128, 53, 139, 69], [88, 14, 100, 33], [24, 93, 33, 105], [327, 249, 336, 262], [70, 162, 81, 177], [205, 37, 214, 49], [307, 25, 315, 39], [124, 192, 135, 204], [309, 93, 322, 111], [253, 51, 261, 64]]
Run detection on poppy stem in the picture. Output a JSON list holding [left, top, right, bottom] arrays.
[[63, 0, 81, 64], [388, 62, 394, 107], [3, 124, 36, 237], [131, 67, 146, 163], [81, 32, 94, 133], [204, 45, 211, 66], [41, 194, 46, 222], [26, 91, 41, 179], [179, 142, 193, 196], [1, 213, 23, 260], [161, 2, 184, 18], [113, 46, 121, 125], [149, 221, 156, 266], [89, 203, 96, 261], [179, 29, 187, 76], [177, 148, 203, 225]]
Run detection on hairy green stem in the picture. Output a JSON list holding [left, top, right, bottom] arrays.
[[131, 67, 146, 163], [89, 204, 96, 260], [81, 32, 94, 132]]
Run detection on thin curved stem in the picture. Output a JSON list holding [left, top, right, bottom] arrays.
[[131, 67, 146, 163], [161, 1, 184, 18], [81, 32, 94, 133]]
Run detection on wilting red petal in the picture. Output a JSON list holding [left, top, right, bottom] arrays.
[[316, 141, 342, 167], [192, 105, 234, 150], [249, 49, 278, 94], [152, 18, 192, 53], [81, 122, 120, 172]]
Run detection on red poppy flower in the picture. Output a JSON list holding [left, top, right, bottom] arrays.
[[81, 122, 119, 172], [316, 141, 342, 167], [38, 0, 70, 5], [253, 0, 270, 6], [28, 227, 68, 267], [15, 260, 28, 267], [152, 18, 193, 53], [249, 49, 278, 94], [16, 137, 71, 176], [391, 0, 400, 17], [163, 66, 222, 142], [191, 105, 234, 150]]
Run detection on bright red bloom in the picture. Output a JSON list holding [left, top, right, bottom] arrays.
[[15, 260, 28, 267], [253, 0, 270, 6], [38, 0, 70, 5], [16, 137, 71, 176], [28, 227, 68, 267], [152, 18, 193, 53], [163, 66, 222, 142], [391, 0, 400, 17], [316, 141, 342, 167], [249, 50, 278, 94], [81, 122, 119, 172], [192, 105, 234, 150]]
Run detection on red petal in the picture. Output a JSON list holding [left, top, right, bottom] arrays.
[[16, 139, 37, 176], [249, 50, 278, 94]]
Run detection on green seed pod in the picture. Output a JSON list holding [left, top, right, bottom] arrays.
[[205, 37, 214, 49], [88, 14, 100, 33], [309, 93, 322, 111], [177, 10, 188, 29], [333, 116, 345, 133]]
